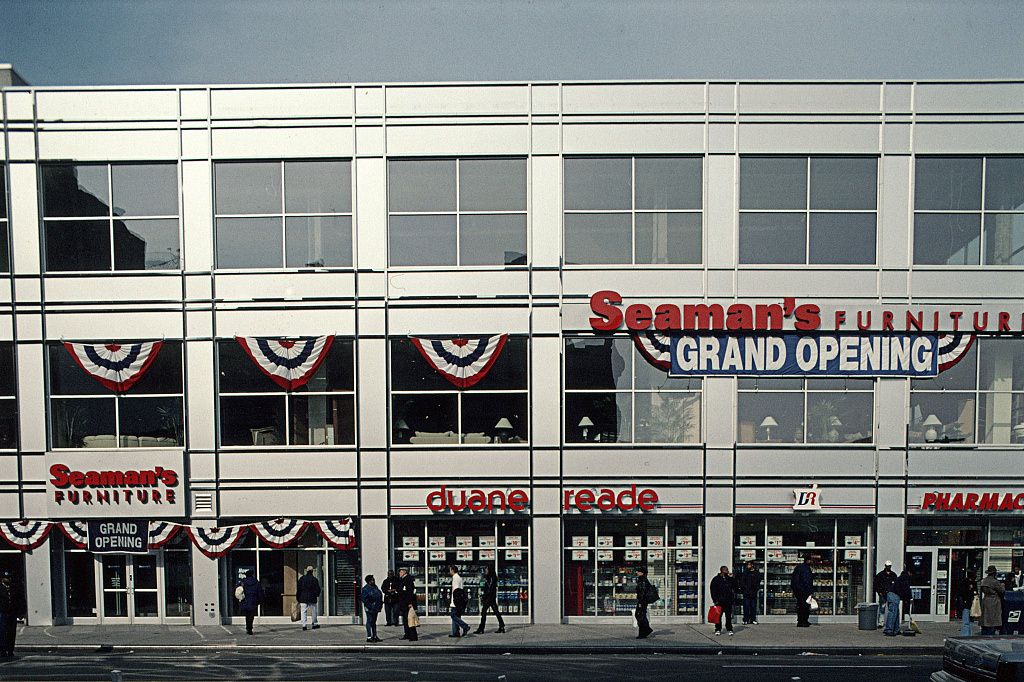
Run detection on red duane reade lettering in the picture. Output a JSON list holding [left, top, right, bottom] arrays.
[[563, 485, 658, 511], [425, 486, 529, 512]]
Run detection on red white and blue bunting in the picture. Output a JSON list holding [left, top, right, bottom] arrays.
[[631, 331, 673, 371], [314, 519, 356, 549], [0, 521, 51, 551], [63, 341, 164, 392], [58, 521, 89, 549], [235, 336, 334, 390], [937, 333, 976, 372], [148, 522, 180, 549], [411, 334, 508, 389], [186, 524, 248, 559], [251, 519, 309, 548]]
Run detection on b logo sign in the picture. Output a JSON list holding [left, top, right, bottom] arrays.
[[793, 485, 822, 511]]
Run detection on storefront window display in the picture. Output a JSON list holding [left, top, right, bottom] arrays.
[[734, 517, 867, 619], [227, 526, 358, 619], [563, 517, 700, 618], [737, 378, 873, 444], [392, 519, 530, 617]]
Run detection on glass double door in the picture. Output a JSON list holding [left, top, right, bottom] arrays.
[[100, 554, 160, 622], [905, 547, 986, 619]]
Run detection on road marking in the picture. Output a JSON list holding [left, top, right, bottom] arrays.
[[723, 665, 908, 668]]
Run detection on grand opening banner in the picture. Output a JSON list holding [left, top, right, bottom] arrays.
[[669, 333, 943, 377]]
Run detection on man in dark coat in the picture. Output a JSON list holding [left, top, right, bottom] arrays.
[[475, 565, 505, 634], [398, 567, 418, 641], [361, 575, 383, 643], [875, 560, 896, 627], [296, 565, 321, 630], [382, 569, 401, 626], [884, 567, 914, 635], [710, 565, 736, 635], [238, 570, 264, 635], [739, 560, 761, 625], [634, 566, 654, 639], [0, 571, 23, 658], [791, 555, 814, 627]]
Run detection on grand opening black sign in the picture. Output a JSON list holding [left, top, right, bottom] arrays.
[[87, 520, 150, 554]]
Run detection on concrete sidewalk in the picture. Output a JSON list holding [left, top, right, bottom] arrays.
[[11, 620, 964, 655]]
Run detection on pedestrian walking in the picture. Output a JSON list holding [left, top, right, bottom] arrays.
[[739, 560, 760, 625], [398, 567, 418, 641], [875, 560, 896, 626], [710, 565, 736, 635], [361, 575, 383, 642], [238, 569, 264, 636], [475, 565, 505, 634], [382, 569, 401, 626], [634, 566, 655, 639], [884, 566, 913, 636], [0, 571, 22, 658], [960, 570, 978, 637], [448, 566, 471, 638], [791, 555, 814, 628], [979, 565, 1006, 635], [296, 565, 321, 631]]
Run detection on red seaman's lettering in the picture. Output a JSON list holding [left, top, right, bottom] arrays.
[[49, 463, 178, 488]]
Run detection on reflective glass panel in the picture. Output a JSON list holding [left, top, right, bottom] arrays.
[[635, 212, 701, 264], [388, 215, 457, 266], [912, 341, 976, 391], [564, 158, 631, 210], [984, 213, 1024, 265], [214, 162, 281, 214], [460, 214, 527, 266], [216, 217, 283, 268], [915, 157, 982, 211], [219, 395, 287, 446], [284, 160, 351, 213], [978, 392, 1024, 444], [634, 392, 700, 443], [979, 338, 1024, 392], [809, 157, 877, 210], [45, 219, 112, 271], [565, 337, 632, 390], [459, 158, 527, 211], [737, 392, 803, 443], [218, 340, 282, 393], [738, 213, 806, 264], [908, 393, 975, 443], [564, 213, 631, 265], [285, 215, 352, 267], [564, 392, 632, 443], [50, 398, 117, 448], [462, 393, 528, 443], [118, 397, 184, 446], [391, 394, 458, 443], [740, 157, 806, 210], [804, 392, 872, 443], [0, 399, 18, 449], [808, 213, 876, 264], [634, 157, 702, 210], [388, 160, 456, 212], [289, 394, 355, 445], [985, 158, 1024, 211], [116, 219, 180, 270], [913, 213, 981, 265], [111, 164, 178, 216], [42, 164, 109, 217]]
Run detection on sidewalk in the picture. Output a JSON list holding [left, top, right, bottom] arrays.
[[12, 620, 962, 655]]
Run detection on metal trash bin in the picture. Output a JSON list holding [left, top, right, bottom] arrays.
[[856, 602, 879, 630]]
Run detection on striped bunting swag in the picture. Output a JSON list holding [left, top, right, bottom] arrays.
[[631, 331, 673, 371], [0, 520, 52, 550], [235, 336, 334, 390], [411, 334, 507, 389], [148, 522, 180, 549], [314, 519, 356, 549], [937, 333, 976, 372], [186, 524, 248, 558], [59, 521, 89, 549], [63, 341, 164, 392], [251, 519, 309, 548]]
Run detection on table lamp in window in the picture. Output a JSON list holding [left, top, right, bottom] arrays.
[[494, 417, 513, 443], [578, 416, 594, 441], [922, 414, 943, 442], [759, 416, 778, 442]]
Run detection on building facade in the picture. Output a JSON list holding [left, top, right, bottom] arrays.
[[0, 79, 1023, 627]]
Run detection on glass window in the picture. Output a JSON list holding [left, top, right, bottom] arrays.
[[48, 341, 184, 448], [217, 338, 355, 447], [214, 160, 352, 269], [565, 336, 701, 444], [41, 163, 180, 272], [914, 156, 1024, 265], [0, 344, 17, 449], [739, 156, 877, 265], [387, 158, 526, 266], [390, 336, 529, 445], [737, 378, 874, 444], [0, 166, 8, 272], [564, 156, 702, 265]]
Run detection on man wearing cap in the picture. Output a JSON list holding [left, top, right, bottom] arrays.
[[875, 561, 896, 628], [0, 571, 24, 658], [296, 565, 321, 631]]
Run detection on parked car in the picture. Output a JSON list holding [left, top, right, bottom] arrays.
[[932, 636, 1024, 682]]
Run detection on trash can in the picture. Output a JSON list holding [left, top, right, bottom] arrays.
[[1003, 590, 1024, 634], [857, 602, 879, 630]]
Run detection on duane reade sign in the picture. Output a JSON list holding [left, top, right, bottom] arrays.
[[45, 450, 184, 519]]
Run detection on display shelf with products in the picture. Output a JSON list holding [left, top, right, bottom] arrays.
[[597, 565, 638, 615], [675, 561, 700, 615], [497, 564, 529, 615]]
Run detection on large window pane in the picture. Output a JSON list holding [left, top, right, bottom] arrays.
[[564, 213, 631, 265], [45, 219, 111, 271], [985, 213, 1024, 265], [737, 392, 802, 443], [111, 164, 178, 217], [219, 395, 286, 446], [51, 398, 116, 448], [216, 217, 283, 268], [565, 337, 632, 390], [0, 166, 6, 220], [459, 214, 527, 266], [116, 219, 180, 270], [564, 392, 632, 443], [808, 213, 876, 264], [634, 157, 702, 210], [564, 158, 631, 210], [459, 158, 527, 211], [979, 392, 1024, 444], [392, 394, 458, 444], [0, 399, 16, 449], [465, 336, 528, 390], [0, 221, 8, 273], [635, 212, 701, 264], [462, 392, 528, 443], [913, 213, 981, 265], [215, 162, 281, 214], [985, 158, 1024, 211], [738, 213, 806, 264], [388, 160, 456, 212], [809, 157, 877, 210], [218, 340, 283, 393], [388, 215, 456, 266], [118, 397, 183, 446], [909, 393, 975, 443], [805, 392, 872, 443], [389, 338, 463, 392], [979, 338, 1024, 392], [635, 392, 700, 443], [49, 344, 110, 396], [912, 341, 977, 391], [289, 395, 355, 445], [740, 157, 806, 210], [915, 157, 982, 211], [42, 164, 109, 217], [285, 215, 352, 268], [284, 161, 351, 213]]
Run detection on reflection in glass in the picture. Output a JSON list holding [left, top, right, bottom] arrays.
[[740, 157, 806, 210], [388, 159, 456, 212], [289, 394, 355, 445], [117, 219, 180, 270], [284, 160, 351, 213], [635, 157, 702, 210], [808, 213, 876, 264], [565, 337, 632, 390], [915, 157, 982, 211], [804, 392, 872, 443], [564, 213, 631, 264], [985, 158, 1024, 211], [391, 394, 458, 444], [51, 398, 117, 448], [219, 395, 286, 446], [42, 164, 109, 217], [461, 393, 528, 443], [564, 158, 631, 210], [635, 212, 701, 264], [285, 215, 352, 267], [738, 213, 806, 264], [164, 535, 193, 618], [908, 393, 976, 443], [809, 157, 877, 210], [215, 162, 281, 214], [216, 217, 282, 268], [459, 158, 527, 211], [111, 164, 178, 216], [635, 392, 700, 443], [459, 214, 527, 265], [564, 392, 632, 443], [737, 392, 803, 443], [913, 213, 981, 265], [118, 397, 184, 446], [64, 551, 96, 617], [45, 219, 112, 271], [985, 213, 1024, 265], [388, 215, 457, 266]]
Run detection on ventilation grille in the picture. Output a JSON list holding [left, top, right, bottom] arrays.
[[192, 491, 215, 515]]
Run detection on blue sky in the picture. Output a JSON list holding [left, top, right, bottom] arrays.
[[2, 0, 1022, 86]]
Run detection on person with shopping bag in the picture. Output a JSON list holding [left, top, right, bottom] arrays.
[[398, 567, 419, 642], [979, 565, 1006, 635], [709, 565, 736, 636], [960, 570, 979, 637], [791, 555, 815, 628]]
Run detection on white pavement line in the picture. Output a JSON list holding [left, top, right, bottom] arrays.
[[722, 665, 909, 669], [191, 626, 206, 640]]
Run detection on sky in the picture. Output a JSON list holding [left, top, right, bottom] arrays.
[[1, 0, 1022, 86]]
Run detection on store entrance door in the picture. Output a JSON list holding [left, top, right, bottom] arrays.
[[904, 549, 934, 617], [947, 548, 986, 621], [99, 553, 162, 623]]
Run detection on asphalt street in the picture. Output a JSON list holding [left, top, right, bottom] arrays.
[[0, 652, 941, 681]]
